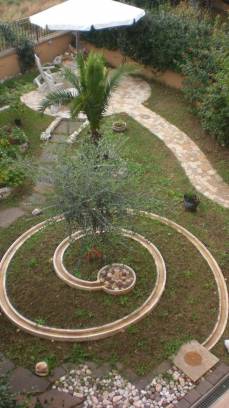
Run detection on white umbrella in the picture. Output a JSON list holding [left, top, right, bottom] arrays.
[[30, 0, 145, 31]]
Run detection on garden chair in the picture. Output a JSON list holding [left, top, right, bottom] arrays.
[[34, 54, 64, 93]]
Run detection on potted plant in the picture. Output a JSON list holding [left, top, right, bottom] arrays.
[[112, 120, 127, 133], [184, 193, 200, 212]]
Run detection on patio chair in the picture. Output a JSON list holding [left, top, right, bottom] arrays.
[[34, 54, 64, 93]]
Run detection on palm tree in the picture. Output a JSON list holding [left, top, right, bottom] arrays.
[[40, 51, 135, 143]]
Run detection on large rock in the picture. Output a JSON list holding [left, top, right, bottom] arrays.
[[38, 390, 84, 408], [9, 367, 49, 394]]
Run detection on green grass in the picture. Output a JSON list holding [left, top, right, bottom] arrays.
[[0, 114, 228, 375], [145, 80, 229, 184]]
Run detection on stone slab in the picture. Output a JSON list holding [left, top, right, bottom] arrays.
[[9, 367, 49, 394], [173, 341, 219, 382], [0, 207, 25, 228], [38, 390, 83, 408]]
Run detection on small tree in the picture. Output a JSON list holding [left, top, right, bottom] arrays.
[[45, 131, 150, 241], [40, 51, 135, 143]]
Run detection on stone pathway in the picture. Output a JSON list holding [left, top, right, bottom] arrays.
[[21, 76, 229, 208], [0, 207, 25, 228], [108, 77, 229, 209]]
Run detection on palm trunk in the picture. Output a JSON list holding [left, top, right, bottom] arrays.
[[91, 128, 101, 144]]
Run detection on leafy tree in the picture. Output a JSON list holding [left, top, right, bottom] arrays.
[[40, 52, 134, 143]]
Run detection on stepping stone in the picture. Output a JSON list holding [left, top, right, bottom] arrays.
[[38, 390, 84, 407], [9, 367, 49, 394], [0, 356, 15, 376], [0, 207, 25, 228], [49, 367, 66, 383], [173, 340, 219, 382]]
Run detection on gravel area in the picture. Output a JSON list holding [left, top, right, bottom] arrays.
[[53, 365, 194, 407]]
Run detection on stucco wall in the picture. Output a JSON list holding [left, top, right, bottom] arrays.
[[0, 32, 73, 81], [81, 40, 184, 90]]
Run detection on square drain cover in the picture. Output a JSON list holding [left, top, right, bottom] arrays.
[[173, 340, 219, 382]]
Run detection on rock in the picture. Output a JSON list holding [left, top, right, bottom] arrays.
[[0, 186, 12, 200], [178, 377, 185, 387], [224, 339, 229, 352], [156, 383, 162, 392], [32, 208, 42, 216], [35, 361, 49, 377], [39, 390, 83, 407], [9, 367, 49, 394], [40, 131, 52, 141], [53, 55, 63, 65]]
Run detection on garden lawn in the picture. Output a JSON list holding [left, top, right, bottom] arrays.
[[145, 80, 229, 184], [0, 115, 228, 376]]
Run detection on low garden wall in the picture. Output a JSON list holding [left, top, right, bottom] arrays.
[[81, 40, 184, 90], [0, 31, 73, 81]]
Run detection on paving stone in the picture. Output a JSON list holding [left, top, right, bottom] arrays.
[[205, 363, 229, 385], [0, 358, 15, 376], [49, 367, 66, 383], [16, 395, 37, 408], [176, 399, 191, 408], [0, 207, 25, 228], [184, 389, 201, 404], [195, 378, 213, 395], [92, 362, 111, 378], [38, 390, 84, 408], [9, 367, 50, 394], [173, 340, 219, 382]]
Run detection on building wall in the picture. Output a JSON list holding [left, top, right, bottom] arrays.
[[0, 32, 73, 81]]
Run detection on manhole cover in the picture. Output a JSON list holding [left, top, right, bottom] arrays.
[[184, 351, 202, 366]]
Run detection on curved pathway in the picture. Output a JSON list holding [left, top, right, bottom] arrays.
[[108, 77, 229, 209], [0, 212, 227, 346], [21, 76, 229, 208]]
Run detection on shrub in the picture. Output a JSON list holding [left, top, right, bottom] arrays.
[[0, 157, 26, 187], [10, 127, 28, 144], [83, 4, 229, 145], [0, 23, 34, 73]]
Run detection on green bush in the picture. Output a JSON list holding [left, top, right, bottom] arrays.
[[0, 157, 26, 187], [11, 127, 28, 144], [83, 4, 229, 145]]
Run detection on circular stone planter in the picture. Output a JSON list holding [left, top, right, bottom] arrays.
[[112, 121, 127, 133], [98, 263, 136, 295]]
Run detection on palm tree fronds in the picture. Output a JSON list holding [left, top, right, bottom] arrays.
[[39, 89, 74, 112]]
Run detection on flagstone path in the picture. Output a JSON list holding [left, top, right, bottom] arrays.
[[21, 75, 229, 208]]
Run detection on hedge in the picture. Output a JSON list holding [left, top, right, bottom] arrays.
[[83, 4, 229, 146]]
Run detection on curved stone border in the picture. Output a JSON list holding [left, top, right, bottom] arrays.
[[53, 228, 159, 293], [138, 211, 228, 350], [0, 216, 166, 341], [0, 212, 227, 347]]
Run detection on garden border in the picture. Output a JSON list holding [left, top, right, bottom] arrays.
[[0, 212, 227, 346]]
